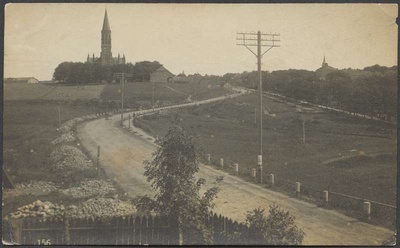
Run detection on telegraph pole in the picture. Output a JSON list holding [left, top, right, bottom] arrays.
[[152, 81, 155, 109], [58, 105, 61, 128], [237, 31, 280, 184], [113, 72, 126, 126]]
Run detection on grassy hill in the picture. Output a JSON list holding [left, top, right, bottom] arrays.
[[4, 83, 106, 101], [99, 82, 232, 107], [138, 93, 397, 205]]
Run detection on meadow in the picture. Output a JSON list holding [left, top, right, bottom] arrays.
[[4, 83, 105, 101], [139, 93, 397, 205]]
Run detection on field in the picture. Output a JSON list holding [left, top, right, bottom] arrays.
[[4, 83, 105, 101], [3, 101, 102, 183], [139, 93, 397, 205], [2, 100, 110, 216], [99, 82, 231, 107], [2, 81, 233, 215]]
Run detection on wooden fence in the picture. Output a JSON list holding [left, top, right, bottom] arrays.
[[5, 213, 248, 245]]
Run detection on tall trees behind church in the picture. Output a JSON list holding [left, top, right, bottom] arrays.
[[53, 61, 162, 84]]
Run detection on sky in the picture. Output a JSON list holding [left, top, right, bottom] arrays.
[[4, 3, 398, 80]]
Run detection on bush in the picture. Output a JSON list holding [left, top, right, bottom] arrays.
[[243, 205, 305, 245]]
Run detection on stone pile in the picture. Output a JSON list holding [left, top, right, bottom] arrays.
[[49, 145, 93, 175], [51, 132, 76, 145], [66, 198, 136, 219], [60, 179, 116, 199], [8, 200, 65, 220], [58, 115, 97, 133], [15, 181, 58, 196]]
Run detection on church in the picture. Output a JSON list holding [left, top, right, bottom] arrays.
[[86, 10, 126, 66], [315, 56, 337, 80]]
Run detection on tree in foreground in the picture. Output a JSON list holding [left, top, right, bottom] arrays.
[[137, 125, 222, 245], [243, 205, 305, 245]]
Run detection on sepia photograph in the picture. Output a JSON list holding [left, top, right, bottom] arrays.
[[2, 2, 398, 246]]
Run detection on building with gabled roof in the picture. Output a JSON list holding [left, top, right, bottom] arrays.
[[150, 66, 175, 83], [4, 77, 39, 84]]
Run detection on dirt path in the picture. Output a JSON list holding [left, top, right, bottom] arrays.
[[77, 99, 394, 246]]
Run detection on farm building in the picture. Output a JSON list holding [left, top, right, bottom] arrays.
[[174, 71, 189, 84], [150, 66, 175, 83], [4, 77, 39, 84], [315, 56, 337, 80]]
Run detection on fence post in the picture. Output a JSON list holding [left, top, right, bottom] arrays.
[[220, 158, 224, 168], [296, 182, 301, 197], [323, 190, 329, 206], [207, 154, 211, 164], [364, 201, 371, 220], [8, 219, 22, 244], [128, 114, 131, 129], [252, 168, 256, 180], [97, 146, 101, 177], [65, 219, 70, 245], [234, 163, 239, 176], [270, 174, 275, 187]]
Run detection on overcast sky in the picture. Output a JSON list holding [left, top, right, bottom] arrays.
[[4, 3, 398, 80]]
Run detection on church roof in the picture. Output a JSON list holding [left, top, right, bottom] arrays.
[[316, 64, 337, 79], [102, 10, 110, 31]]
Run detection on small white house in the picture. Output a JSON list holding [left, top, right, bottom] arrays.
[[4, 77, 39, 84]]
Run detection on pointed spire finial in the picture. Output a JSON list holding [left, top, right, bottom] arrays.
[[102, 9, 110, 31], [322, 54, 327, 66]]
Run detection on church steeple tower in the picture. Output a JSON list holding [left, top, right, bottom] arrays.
[[101, 9, 112, 66], [322, 54, 328, 67]]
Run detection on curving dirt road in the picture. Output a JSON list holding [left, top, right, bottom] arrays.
[[77, 94, 394, 245]]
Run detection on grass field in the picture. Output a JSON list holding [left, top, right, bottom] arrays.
[[165, 82, 231, 100], [3, 101, 102, 183], [99, 82, 231, 107], [4, 83, 105, 101], [139, 93, 397, 205], [3, 100, 108, 216]]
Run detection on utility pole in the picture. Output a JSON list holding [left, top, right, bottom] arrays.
[[152, 81, 155, 109], [254, 107, 257, 125], [113, 72, 126, 126], [302, 120, 306, 144], [58, 105, 61, 128], [237, 31, 280, 184]]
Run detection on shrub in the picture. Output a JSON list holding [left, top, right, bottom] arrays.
[[243, 205, 305, 245]]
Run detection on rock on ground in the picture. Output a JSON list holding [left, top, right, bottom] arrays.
[[49, 145, 93, 175], [51, 132, 76, 145], [8, 200, 65, 220], [60, 179, 116, 199], [66, 198, 136, 219]]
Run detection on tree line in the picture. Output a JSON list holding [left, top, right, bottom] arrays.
[[224, 65, 397, 121], [53, 61, 162, 84]]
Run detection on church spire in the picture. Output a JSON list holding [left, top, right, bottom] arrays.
[[322, 54, 328, 67], [102, 9, 110, 31]]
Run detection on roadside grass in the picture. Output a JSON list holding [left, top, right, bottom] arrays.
[[3, 100, 102, 184], [3, 101, 111, 216], [138, 93, 397, 205]]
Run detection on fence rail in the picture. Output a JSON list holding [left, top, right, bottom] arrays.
[[5, 212, 248, 245]]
